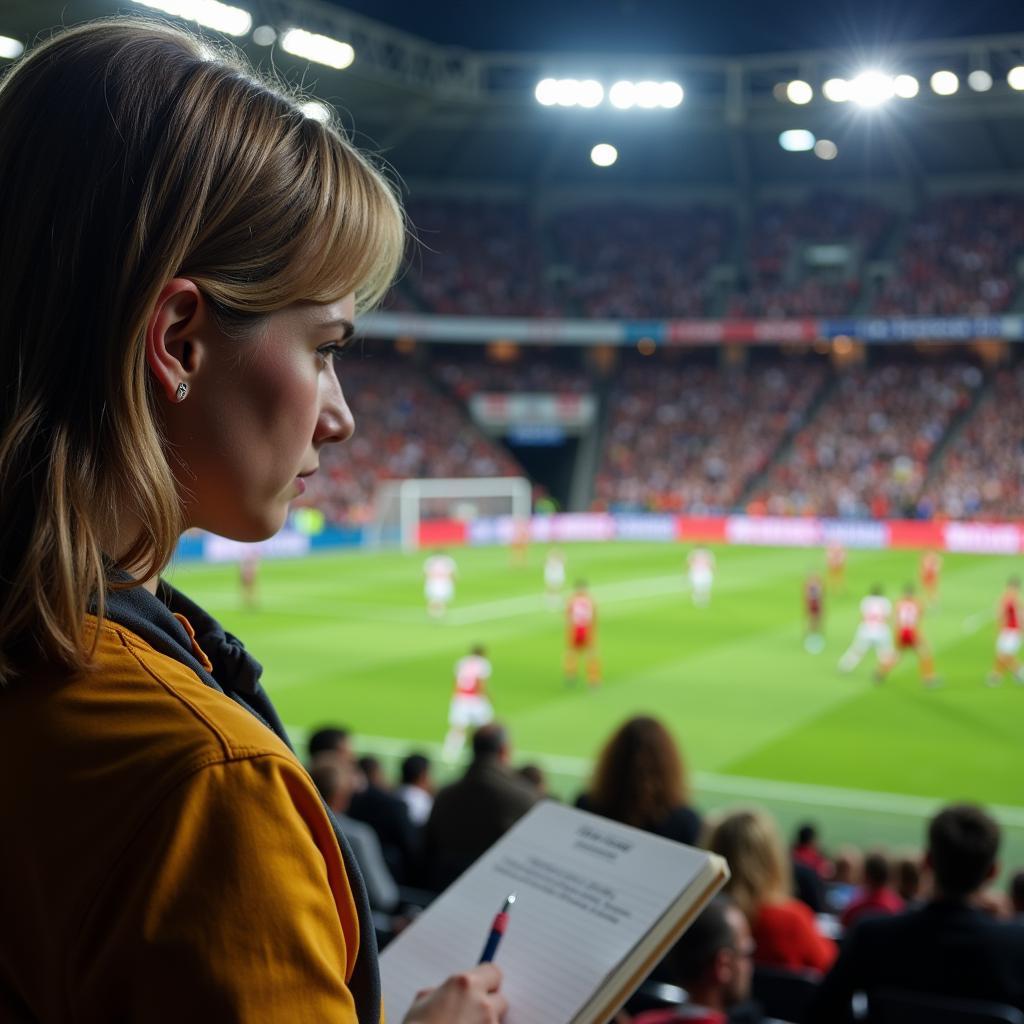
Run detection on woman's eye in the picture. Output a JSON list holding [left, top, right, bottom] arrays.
[[318, 342, 348, 366]]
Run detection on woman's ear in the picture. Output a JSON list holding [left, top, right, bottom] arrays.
[[145, 279, 207, 404]]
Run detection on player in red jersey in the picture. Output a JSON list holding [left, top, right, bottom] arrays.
[[987, 576, 1024, 687], [875, 584, 940, 688], [804, 572, 825, 654], [920, 550, 942, 606], [565, 581, 601, 688], [826, 542, 846, 593]]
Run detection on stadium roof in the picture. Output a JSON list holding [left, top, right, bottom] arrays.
[[4, 1, 1024, 194]]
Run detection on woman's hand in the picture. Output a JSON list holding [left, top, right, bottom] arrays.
[[403, 963, 507, 1023]]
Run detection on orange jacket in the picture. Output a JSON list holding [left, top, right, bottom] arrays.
[[0, 615, 363, 1022]]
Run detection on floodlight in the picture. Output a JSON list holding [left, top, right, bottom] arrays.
[[814, 139, 838, 160], [535, 78, 559, 106], [634, 81, 661, 108], [0, 34, 23, 58], [779, 129, 815, 152], [822, 78, 850, 102], [251, 24, 276, 46], [555, 79, 581, 106], [786, 80, 813, 105], [300, 100, 331, 122], [131, 0, 252, 37], [849, 70, 894, 107], [659, 81, 684, 108], [893, 74, 919, 98], [930, 70, 959, 96], [967, 69, 993, 92], [1008, 66, 1024, 91], [609, 81, 637, 109], [590, 143, 618, 167], [281, 27, 354, 69], [577, 79, 604, 108]]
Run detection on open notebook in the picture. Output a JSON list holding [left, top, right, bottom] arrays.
[[381, 800, 729, 1024]]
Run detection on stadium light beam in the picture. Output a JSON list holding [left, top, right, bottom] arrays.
[[786, 80, 813, 105], [281, 27, 354, 69], [1008, 66, 1024, 91], [893, 74, 919, 98], [659, 81, 684, 108], [130, 0, 252, 37], [609, 80, 636, 108], [814, 139, 838, 160], [930, 70, 959, 96], [535, 78, 559, 105], [967, 69, 993, 92], [822, 77, 850, 102], [0, 34, 23, 59], [779, 129, 815, 152], [634, 80, 662, 108], [300, 100, 331, 122], [849, 70, 894, 107], [590, 143, 618, 167], [577, 79, 605, 108], [554, 79, 582, 106]]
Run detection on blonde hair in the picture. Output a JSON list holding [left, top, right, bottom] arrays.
[[705, 808, 792, 920], [0, 19, 404, 683]]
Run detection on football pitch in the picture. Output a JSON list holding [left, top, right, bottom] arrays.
[[168, 541, 1024, 872]]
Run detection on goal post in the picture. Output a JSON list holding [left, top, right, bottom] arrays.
[[371, 476, 533, 551]]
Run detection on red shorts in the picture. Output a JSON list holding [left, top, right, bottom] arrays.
[[571, 626, 592, 650], [898, 628, 918, 650], [807, 600, 822, 617]]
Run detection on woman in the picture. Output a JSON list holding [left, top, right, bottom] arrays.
[[577, 716, 702, 845], [0, 19, 503, 1023], [706, 809, 837, 972]]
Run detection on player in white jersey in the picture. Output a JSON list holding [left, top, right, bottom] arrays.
[[544, 549, 566, 607], [838, 585, 894, 676], [688, 547, 716, 607], [423, 549, 457, 618], [442, 644, 494, 762]]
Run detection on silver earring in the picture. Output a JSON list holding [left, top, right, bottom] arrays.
[[175, 382, 189, 402]]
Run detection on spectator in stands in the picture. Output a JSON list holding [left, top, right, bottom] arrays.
[[633, 895, 756, 1024], [420, 723, 538, 891], [308, 725, 356, 769], [895, 855, 924, 906], [1009, 869, 1024, 919], [516, 763, 550, 798], [577, 716, 702, 846], [397, 752, 434, 828], [807, 803, 1024, 1021], [825, 845, 863, 914], [792, 823, 830, 878], [311, 756, 399, 913], [840, 851, 904, 928], [707, 809, 837, 972], [349, 754, 420, 884], [0, 18, 506, 1024]]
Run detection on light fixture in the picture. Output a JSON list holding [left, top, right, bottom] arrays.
[[576, 79, 604, 108], [930, 70, 959, 96], [609, 80, 636, 109], [779, 129, 816, 152], [814, 139, 838, 160], [590, 143, 618, 167], [967, 69, 993, 92], [1008, 66, 1024, 91], [130, 0, 252, 37], [251, 24, 276, 46], [786, 80, 813, 105], [634, 81, 662, 109], [659, 81, 684, 108], [822, 78, 851, 103], [281, 27, 355, 69], [893, 74, 920, 98], [0, 34, 23, 59], [535, 78, 559, 106], [849, 70, 894, 107]]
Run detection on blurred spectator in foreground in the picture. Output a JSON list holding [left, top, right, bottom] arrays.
[[633, 896, 757, 1024], [577, 716, 701, 846], [707, 809, 836, 972], [396, 753, 434, 828], [825, 845, 863, 914], [420, 723, 538, 892], [792, 823, 830, 878], [1010, 869, 1024, 919], [807, 803, 1024, 1022], [310, 757, 398, 913], [307, 725, 355, 770], [840, 851, 904, 929], [895, 854, 924, 906], [516, 763, 549, 798], [349, 754, 419, 884]]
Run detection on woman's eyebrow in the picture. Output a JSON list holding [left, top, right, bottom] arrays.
[[316, 317, 356, 341]]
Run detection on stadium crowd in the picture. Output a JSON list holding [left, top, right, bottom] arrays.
[[311, 715, 1024, 1023]]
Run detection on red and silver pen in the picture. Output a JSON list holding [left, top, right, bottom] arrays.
[[478, 892, 516, 963]]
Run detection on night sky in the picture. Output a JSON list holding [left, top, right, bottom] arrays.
[[326, 0, 1024, 56]]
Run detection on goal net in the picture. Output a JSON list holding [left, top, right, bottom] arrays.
[[371, 476, 532, 551]]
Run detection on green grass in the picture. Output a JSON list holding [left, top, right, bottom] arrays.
[[167, 542, 1024, 873]]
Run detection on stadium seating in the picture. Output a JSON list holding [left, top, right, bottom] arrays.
[[868, 989, 1024, 1024]]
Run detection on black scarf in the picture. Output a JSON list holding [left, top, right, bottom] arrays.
[[101, 578, 381, 1024]]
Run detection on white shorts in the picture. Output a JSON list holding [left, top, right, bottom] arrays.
[[426, 579, 454, 604], [997, 629, 1021, 657], [856, 624, 893, 653], [448, 695, 494, 729]]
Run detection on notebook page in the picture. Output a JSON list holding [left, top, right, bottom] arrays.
[[381, 801, 716, 1024]]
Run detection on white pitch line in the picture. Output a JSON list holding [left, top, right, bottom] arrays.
[[962, 609, 994, 633], [289, 728, 1024, 830]]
